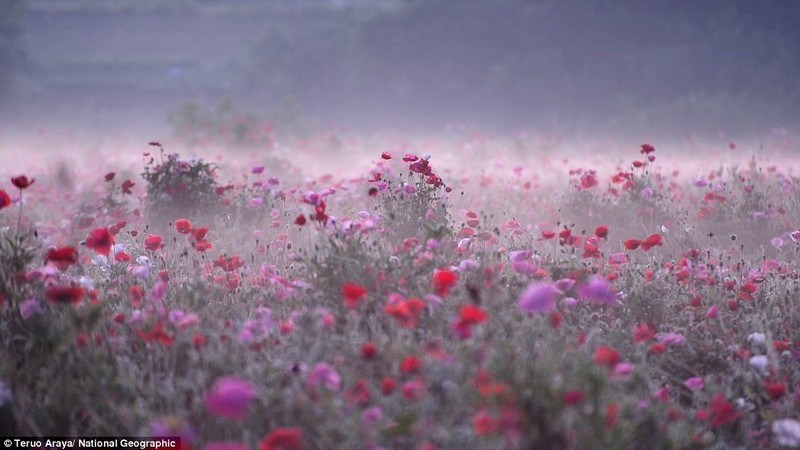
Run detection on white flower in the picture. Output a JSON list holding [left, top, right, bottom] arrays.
[[748, 332, 766, 346], [79, 276, 94, 290], [749, 355, 769, 374], [772, 418, 800, 447]]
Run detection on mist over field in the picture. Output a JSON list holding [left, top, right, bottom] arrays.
[[4, 2, 800, 447], [1, 0, 799, 153]]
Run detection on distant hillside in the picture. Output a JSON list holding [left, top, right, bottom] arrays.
[[6, 0, 800, 137]]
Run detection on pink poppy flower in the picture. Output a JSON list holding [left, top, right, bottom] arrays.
[[204, 377, 256, 420]]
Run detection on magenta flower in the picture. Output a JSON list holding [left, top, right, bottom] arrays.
[[518, 282, 556, 313], [683, 376, 704, 391], [612, 362, 634, 379], [19, 298, 41, 319], [554, 278, 576, 293], [607, 252, 629, 265], [306, 362, 341, 391], [362, 405, 383, 427], [578, 276, 617, 305], [511, 260, 536, 275], [204, 377, 256, 420], [508, 250, 531, 263], [656, 332, 686, 346]]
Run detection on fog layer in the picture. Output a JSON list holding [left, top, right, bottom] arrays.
[[1, 0, 799, 141]]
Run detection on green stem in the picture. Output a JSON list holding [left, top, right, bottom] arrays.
[[15, 189, 23, 240]]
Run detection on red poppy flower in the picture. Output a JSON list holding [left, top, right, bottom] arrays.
[[214, 255, 246, 272], [121, 179, 135, 194], [765, 381, 786, 400], [582, 236, 601, 258], [104, 172, 116, 182], [174, 219, 193, 234], [194, 239, 213, 252], [432, 268, 458, 296], [46, 246, 78, 270], [381, 151, 392, 160], [648, 343, 665, 354], [341, 282, 367, 309], [539, 229, 556, 240], [458, 304, 487, 326], [593, 345, 620, 368], [773, 340, 790, 352], [640, 233, 662, 251], [109, 220, 127, 235], [562, 390, 584, 405], [314, 201, 328, 223], [294, 214, 306, 225], [129, 284, 145, 307], [259, 428, 302, 450], [632, 323, 655, 343], [549, 311, 563, 328], [361, 342, 377, 359], [623, 239, 641, 250], [0, 189, 10, 209], [45, 285, 85, 304], [380, 376, 396, 395], [192, 226, 209, 241], [580, 172, 598, 189], [11, 175, 35, 189], [709, 393, 740, 428], [604, 402, 618, 429], [739, 282, 757, 294], [640, 144, 656, 154], [472, 410, 499, 435], [400, 355, 422, 374], [134, 320, 173, 346], [86, 227, 114, 256], [453, 304, 488, 338], [384, 297, 425, 328], [144, 234, 164, 251], [192, 334, 206, 348], [344, 378, 371, 405], [594, 225, 609, 238]]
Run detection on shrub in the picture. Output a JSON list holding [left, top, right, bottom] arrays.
[[141, 146, 218, 229]]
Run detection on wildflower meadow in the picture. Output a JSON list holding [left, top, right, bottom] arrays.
[[2, 129, 800, 449]]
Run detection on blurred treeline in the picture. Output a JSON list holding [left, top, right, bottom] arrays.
[[5, 0, 800, 135], [0, 0, 25, 100]]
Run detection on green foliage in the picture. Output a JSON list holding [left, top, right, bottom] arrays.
[[0, 229, 38, 304], [5, 144, 800, 447], [377, 171, 451, 244], [141, 148, 218, 228]]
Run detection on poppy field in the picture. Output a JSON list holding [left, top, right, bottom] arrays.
[[2, 130, 800, 449]]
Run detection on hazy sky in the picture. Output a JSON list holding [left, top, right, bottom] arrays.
[[2, 0, 798, 140]]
